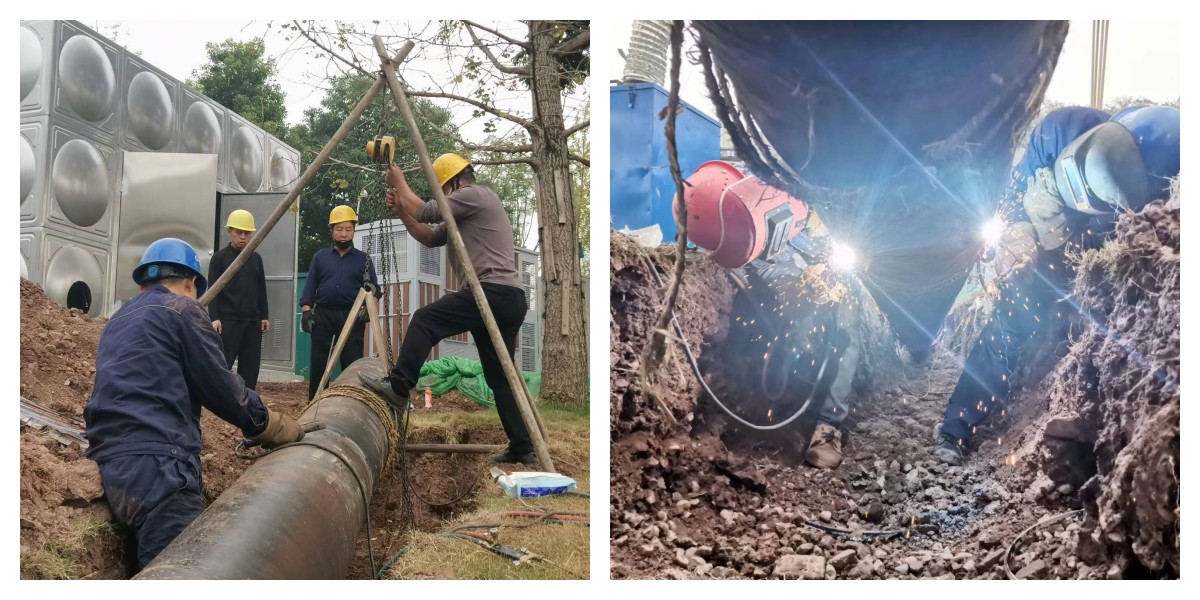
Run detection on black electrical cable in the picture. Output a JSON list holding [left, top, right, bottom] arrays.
[[234, 437, 378, 575], [801, 519, 904, 540], [644, 256, 830, 430], [374, 548, 406, 580]]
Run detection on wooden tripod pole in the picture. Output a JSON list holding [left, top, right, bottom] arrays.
[[198, 43, 415, 307], [372, 35, 555, 472], [314, 288, 369, 394]]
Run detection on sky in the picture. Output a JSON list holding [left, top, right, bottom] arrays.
[[608, 20, 1181, 118], [93, 20, 590, 145]]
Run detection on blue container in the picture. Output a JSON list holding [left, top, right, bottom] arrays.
[[610, 83, 721, 242]]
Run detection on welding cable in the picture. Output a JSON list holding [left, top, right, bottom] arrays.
[[448, 511, 591, 533], [1004, 509, 1083, 580], [234, 436, 378, 575], [801, 519, 904, 540], [440, 528, 586, 579], [374, 548, 406, 580], [645, 256, 829, 431]]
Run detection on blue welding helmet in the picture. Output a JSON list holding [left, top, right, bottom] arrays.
[[1055, 105, 1180, 214]]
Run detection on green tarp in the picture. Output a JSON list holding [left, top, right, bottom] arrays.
[[415, 356, 541, 408]]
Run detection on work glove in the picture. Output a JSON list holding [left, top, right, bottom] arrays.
[[358, 373, 407, 410], [301, 309, 314, 334], [246, 408, 304, 450]]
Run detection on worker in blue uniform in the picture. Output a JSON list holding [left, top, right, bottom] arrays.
[[934, 105, 1181, 465], [300, 205, 381, 401], [84, 238, 304, 574]]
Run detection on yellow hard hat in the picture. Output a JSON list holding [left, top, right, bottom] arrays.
[[329, 205, 358, 226], [226, 209, 256, 232], [432, 153, 470, 187]]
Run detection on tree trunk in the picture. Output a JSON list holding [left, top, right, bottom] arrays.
[[528, 21, 588, 408]]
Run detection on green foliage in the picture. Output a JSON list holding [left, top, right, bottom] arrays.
[[191, 38, 288, 137], [512, 21, 590, 93], [287, 74, 462, 270]]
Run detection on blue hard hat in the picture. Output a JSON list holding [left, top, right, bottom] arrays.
[[1054, 105, 1180, 214], [1112, 105, 1180, 183], [133, 238, 207, 296]]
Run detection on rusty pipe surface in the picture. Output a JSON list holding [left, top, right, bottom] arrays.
[[136, 359, 393, 580]]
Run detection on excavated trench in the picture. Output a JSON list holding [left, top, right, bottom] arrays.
[[610, 189, 1179, 580]]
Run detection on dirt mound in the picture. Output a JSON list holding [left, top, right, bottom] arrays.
[[1033, 189, 1180, 575], [610, 232, 734, 431], [20, 279, 106, 415]]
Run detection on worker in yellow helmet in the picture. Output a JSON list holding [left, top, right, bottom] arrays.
[[207, 209, 270, 389], [299, 204, 380, 400], [362, 154, 535, 465]]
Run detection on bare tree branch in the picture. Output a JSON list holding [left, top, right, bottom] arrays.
[[292, 21, 375, 78], [565, 119, 590, 138], [405, 89, 532, 128], [464, 22, 530, 76], [568, 153, 590, 167], [474, 158, 535, 166], [554, 29, 589, 55], [467, 143, 533, 154], [463, 20, 529, 47]]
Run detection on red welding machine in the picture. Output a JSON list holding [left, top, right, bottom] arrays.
[[673, 160, 810, 269]]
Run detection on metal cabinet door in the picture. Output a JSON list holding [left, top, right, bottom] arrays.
[[114, 152, 217, 310]]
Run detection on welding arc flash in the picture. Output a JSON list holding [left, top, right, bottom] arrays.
[[830, 242, 857, 271], [981, 216, 1004, 247]]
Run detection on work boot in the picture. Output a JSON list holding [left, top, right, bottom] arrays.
[[806, 423, 844, 469], [490, 450, 537, 466], [357, 373, 406, 409], [933, 433, 965, 466]]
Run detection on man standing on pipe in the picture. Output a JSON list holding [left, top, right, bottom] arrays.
[[359, 154, 535, 466], [934, 105, 1180, 465], [207, 210, 270, 390], [300, 205, 381, 401], [84, 238, 304, 575]]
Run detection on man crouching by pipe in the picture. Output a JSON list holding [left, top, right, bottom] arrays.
[[84, 238, 304, 576], [357, 155, 535, 466]]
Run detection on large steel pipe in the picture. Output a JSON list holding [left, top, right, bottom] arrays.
[[136, 359, 393, 579]]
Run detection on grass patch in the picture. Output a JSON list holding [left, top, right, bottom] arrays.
[[21, 517, 118, 580], [383, 404, 590, 580]]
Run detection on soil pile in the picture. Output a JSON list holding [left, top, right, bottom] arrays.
[[1034, 188, 1180, 575], [20, 279, 105, 415]]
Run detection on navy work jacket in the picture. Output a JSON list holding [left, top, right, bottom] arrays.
[[84, 285, 269, 463]]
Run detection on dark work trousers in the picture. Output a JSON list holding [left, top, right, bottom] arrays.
[[941, 251, 1073, 442], [389, 284, 530, 453], [98, 453, 204, 575], [219, 319, 263, 391], [309, 306, 366, 400]]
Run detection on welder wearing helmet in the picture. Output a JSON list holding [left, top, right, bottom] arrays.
[[207, 209, 269, 390], [84, 238, 304, 574], [300, 205, 381, 401], [934, 105, 1180, 466], [740, 225, 863, 469], [362, 154, 534, 465]]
